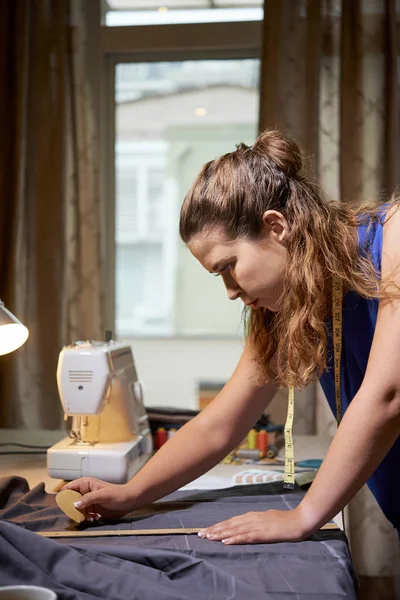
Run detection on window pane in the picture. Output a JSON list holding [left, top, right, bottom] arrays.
[[115, 169, 139, 239], [105, 1, 263, 25], [115, 59, 259, 338], [147, 169, 165, 234], [108, 0, 262, 6], [116, 242, 171, 336]]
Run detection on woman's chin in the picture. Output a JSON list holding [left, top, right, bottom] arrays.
[[263, 301, 280, 313]]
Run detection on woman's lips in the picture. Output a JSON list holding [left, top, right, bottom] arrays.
[[245, 299, 259, 309]]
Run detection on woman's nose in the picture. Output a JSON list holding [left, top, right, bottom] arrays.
[[223, 276, 242, 301], [227, 289, 240, 301]]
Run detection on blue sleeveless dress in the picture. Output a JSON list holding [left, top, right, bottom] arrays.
[[319, 209, 400, 531]]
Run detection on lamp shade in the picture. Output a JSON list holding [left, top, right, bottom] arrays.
[[0, 301, 29, 356]]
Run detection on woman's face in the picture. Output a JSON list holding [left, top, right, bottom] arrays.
[[188, 210, 289, 312]]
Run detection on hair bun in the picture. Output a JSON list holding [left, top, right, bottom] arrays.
[[235, 142, 251, 152], [253, 130, 303, 178]]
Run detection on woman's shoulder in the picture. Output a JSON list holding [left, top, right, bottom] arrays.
[[356, 207, 383, 252], [356, 200, 400, 270]]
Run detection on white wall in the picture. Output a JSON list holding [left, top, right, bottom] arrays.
[[128, 337, 244, 409], [127, 337, 317, 434]]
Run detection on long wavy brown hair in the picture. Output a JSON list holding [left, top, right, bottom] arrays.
[[179, 129, 399, 388]]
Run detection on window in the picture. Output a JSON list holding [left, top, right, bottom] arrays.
[[114, 58, 260, 337]]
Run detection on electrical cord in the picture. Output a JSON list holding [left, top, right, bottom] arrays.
[[0, 451, 47, 455], [0, 443, 49, 449], [0, 442, 50, 455]]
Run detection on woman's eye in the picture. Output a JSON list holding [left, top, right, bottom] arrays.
[[215, 265, 231, 277]]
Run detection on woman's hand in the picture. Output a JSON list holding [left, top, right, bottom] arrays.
[[62, 478, 134, 523], [198, 508, 313, 545]]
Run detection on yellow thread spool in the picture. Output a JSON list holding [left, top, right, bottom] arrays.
[[248, 429, 257, 449]]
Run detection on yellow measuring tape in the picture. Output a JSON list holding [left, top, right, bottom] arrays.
[[284, 276, 343, 489], [283, 386, 295, 489], [332, 275, 343, 426]]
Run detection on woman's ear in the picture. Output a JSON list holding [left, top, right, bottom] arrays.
[[262, 210, 289, 243]]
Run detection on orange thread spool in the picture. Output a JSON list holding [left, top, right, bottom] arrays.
[[257, 430, 269, 457]]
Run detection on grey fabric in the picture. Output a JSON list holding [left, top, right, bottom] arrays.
[[0, 477, 358, 599]]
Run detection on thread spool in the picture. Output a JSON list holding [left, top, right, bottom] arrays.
[[167, 428, 177, 440], [247, 429, 257, 449], [156, 427, 167, 449], [235, 449, 262, 460], [268, 443, 278, 456], [257, 430, 269, 457]]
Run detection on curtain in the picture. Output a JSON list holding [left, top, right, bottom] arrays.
[[0, 0, 103, 429], [259, 0, 400, 590]]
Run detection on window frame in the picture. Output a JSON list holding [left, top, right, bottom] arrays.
[[101, 20, 262, 338]]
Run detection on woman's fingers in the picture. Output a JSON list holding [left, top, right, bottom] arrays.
[[220, 531, 259, 545], [86, 511, 102, 522], [62, 477, 95, 495], [199, 513, 256, 540], [198, 509, 307, 545]]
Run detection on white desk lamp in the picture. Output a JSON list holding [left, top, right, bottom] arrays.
[[0, 300, 29, 355]]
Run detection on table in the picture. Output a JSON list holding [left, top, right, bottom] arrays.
[[0, 428, 342, 527], [2, 429, 399, 596]]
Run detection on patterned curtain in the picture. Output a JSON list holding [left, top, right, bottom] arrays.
[[0, 0, 102, 429], [259, 0, 400, 591]]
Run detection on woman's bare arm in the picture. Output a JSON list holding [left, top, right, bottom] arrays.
[[124, 340, 278, 507]]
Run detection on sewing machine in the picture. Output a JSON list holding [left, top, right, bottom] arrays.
[[47, 340, 153, 483]]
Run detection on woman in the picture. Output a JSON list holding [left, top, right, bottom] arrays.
[[66, 129, 400, 544]]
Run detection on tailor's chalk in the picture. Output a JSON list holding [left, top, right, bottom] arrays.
[[56, 490, 85, 523]]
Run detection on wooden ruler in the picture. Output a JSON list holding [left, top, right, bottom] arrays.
[[37, 522, 340, 539], [283, 276, 343, 490]]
